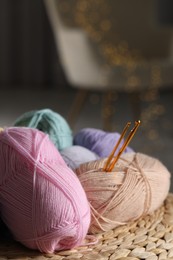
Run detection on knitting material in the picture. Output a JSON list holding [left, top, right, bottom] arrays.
[[14, 109, 73, 150], [60, 145, 99, 170], [0, 127, 90, 253], [75, 152, 170, 234], [74, 128, 133, 157]]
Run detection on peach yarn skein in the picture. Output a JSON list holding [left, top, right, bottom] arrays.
[[75, 152, 170, 234]]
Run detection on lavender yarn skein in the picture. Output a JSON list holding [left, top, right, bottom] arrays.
[[74, 128, 134, 158], [60, 145, 99, 170]]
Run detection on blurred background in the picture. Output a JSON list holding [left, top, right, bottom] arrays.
[[0, 0, 173, 187]]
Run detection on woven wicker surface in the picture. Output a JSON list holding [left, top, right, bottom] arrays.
[[1, 194, 173, 260]]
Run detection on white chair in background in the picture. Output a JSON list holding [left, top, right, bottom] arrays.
[[44, 0, 173, 130]]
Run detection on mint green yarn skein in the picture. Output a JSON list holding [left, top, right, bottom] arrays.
[[14, 109, 73, 150]]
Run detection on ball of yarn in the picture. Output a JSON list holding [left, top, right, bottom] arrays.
[[0, 127, 90, 253], [75, 152, 170, 234], [60, 145, 99, 170], [74, 128, 133, 157], [14, 109, 73, 150]]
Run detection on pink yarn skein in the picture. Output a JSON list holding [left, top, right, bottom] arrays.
[[0, 127, 90, 253]]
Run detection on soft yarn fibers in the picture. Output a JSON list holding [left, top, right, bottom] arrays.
[[75, 153, 170, 234], [60, 145, 99, 170], [14, 109, 73, 150], [74, 128, 133, 157], [0, 127, 90, 253]]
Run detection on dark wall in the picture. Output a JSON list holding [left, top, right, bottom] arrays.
[[158, 0, 173, 26], [0, 0, 68, 89]]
